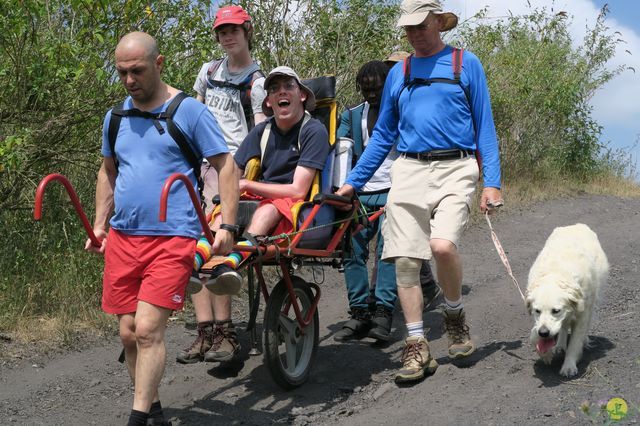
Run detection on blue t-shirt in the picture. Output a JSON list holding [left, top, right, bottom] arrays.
[[101, 95, 228, 239], [234, 115, 330, 184], [345, 45, 501, 190]]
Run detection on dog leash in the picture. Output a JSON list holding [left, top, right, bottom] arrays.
[[484, 206, 526, 301]]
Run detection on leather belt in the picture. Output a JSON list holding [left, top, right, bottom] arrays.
[[401, 149, 475, 161]]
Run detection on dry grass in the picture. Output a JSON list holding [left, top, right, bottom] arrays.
[[469, 175, 640, 223], [0, 312, 117, 362]]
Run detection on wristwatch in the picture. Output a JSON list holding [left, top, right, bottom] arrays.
[[219, 223, 240, 235]]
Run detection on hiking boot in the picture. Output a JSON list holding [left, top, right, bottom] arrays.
[[204, 321, 240, 362], [443, 308, 476, 359], [204, 264, 243, 296], [422, 283, 442, 311], [185, 271, 204, 295], [333, 307, 371, 342], [368, 305, 393, 341], [176, 322, 214, 364], [394, 336, 438, 383], [147, 418, 172, 426]]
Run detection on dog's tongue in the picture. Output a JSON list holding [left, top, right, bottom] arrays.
[[537, 338, 555, 354]]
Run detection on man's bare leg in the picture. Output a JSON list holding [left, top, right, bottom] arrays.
[[430, 238, 462, 300], [398, 286, 423, 323], [430, 238, 474, 358], [119, 313, 161, 405], [191, 288, 214, 322], [131, 301, 172, 413]]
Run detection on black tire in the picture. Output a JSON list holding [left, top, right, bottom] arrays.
[[263, 276, 319, 389]]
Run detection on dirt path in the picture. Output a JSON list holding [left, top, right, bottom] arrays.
[[1, 194, 639, 425]]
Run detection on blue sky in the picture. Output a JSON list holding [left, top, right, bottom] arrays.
[[591, 0, 640, 175], [593, 0, 640, 30], [449, 0, 640, 178]]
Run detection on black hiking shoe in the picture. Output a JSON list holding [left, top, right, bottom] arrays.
[[204, 264, 243, 296], [368, 305, 393, 341], [185, 271, 204, 295], [147, 418, 172, 426], [422, 283, 442, 311], [333, 307, 371, 342]]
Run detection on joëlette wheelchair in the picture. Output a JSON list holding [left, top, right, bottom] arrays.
[[161, 76, 383, 389], [33, 76, 383, 390]]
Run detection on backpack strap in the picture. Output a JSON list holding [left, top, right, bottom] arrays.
[[398, 48, 471, 108], [106, 93, 204, 202], [107, 103, 166, 168], [108, 102, 125, 169], [259, 121, 271, 162], [163, 92, 201, 180], [207, 58, 265, 131], [259, 112, 312, 165], [452, 47, 463, 81], [403, 54, 413, 87], [241, 69, 265, 130], [206, 59, 224, 81]]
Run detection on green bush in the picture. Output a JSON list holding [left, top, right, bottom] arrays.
[[455, 5, 626, 181], [0, 1, 632, 332]]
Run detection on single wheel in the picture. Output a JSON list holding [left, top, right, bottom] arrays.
[[263, 276, 319, 389]]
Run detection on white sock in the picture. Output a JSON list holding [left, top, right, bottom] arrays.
[[444, 296, 463, 311], [406, 321, 424, 337]]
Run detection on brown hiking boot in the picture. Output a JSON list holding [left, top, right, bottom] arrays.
[[204, 321, 240, 362], [443, 308, 476, 359], [394, 336, 438, 383], [176, 322, 214, 364]]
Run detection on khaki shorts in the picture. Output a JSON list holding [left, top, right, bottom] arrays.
[[381, 155, 479, 261]]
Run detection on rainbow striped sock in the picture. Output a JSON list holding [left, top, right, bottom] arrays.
[[222, 240, 254, 269], [193, 236, 213, 271]]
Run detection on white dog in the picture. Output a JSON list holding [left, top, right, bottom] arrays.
[[525, 224, 608, 377]]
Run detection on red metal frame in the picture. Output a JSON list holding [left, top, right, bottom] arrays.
[[158, 173, 367, 333], [34, 173, 101, 247], [159, 173, 214, 245]]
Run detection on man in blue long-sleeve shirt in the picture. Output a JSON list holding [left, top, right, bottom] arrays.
[[337, 0, 503, 383]]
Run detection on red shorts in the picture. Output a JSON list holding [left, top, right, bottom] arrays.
[[259, 197, 301, 237], [214, 193, 301, 237], [102, 229, 196, 314]]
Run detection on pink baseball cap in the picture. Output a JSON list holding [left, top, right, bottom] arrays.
[[213, 5, 251, 30]]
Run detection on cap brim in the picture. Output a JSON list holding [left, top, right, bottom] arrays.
[[396, 11, 458, 31], [213, 19, 246, 29], [396, 11, 429, 27], [261, 79, 316, 117]]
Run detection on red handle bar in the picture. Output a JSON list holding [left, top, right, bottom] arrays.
[[159, 173, 214, 245], [33, 173, 101, 247]]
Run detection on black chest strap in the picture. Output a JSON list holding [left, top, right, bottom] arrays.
[[108, 92, 198, 173]]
